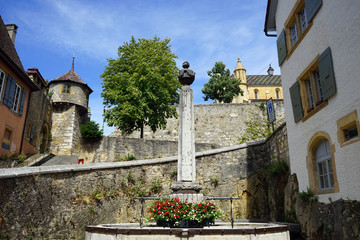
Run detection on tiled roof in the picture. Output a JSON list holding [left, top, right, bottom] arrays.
[[247, 75, 281, 85], [50, 58, 93, 93], [52, 69, 87, 85], [0, 16, 24, 71]]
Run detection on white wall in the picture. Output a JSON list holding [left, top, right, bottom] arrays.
[[275, 0, 360, 202]]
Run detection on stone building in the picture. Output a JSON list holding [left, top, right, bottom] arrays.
[[22, 68, 52, 154], [0, 17, 38, 157], [265, 0, 360, 202], [48, 58, 92, 155], [232, 58, 283, 103]]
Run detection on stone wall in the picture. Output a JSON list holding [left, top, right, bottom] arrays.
[[0, 141, 275, 239], [49, 82, 90, 109], [284, 174, 360, 240], [50, 105, 87, 155], [115, 102, 286, 147], [22, 88, 52, 155], [79, 137, 219, 163]]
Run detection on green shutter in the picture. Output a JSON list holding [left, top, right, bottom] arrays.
[[318, 47, 336, 100], [277, 29, 287, 65], [290, 81, 303, 123], [3, 75, 15, 108], [19, 88, 26, 115], [305, 0, 322, 22]]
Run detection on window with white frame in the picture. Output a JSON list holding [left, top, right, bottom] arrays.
[[11, 83, 21, 112], [316, 140, 334, 190], [299, 8, 308, 33]]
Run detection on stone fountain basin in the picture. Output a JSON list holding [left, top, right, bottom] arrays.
[[85, 222, 290, 240]]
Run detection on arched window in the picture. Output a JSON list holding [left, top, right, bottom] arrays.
[[275, 88, 280, 99], [307, 132, 339, 194], [254, 89, 258, 99], [316, 140, 333, 190]]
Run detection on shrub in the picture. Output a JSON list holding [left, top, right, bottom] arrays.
[[264, 160, 289, 177], [150, 178, 162, 194], [80, 121, 103, 141], [117, 153, 136, 162], [299, 188, 318, 203]]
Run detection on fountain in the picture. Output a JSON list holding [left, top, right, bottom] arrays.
[[85, 62, 290, 239]]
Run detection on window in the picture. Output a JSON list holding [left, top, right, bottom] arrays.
[[3, 75, 26, 115], [0, 68, 5, 100], [2, 127, 13, 150], [62, 84, 70, 94], [337, 110, 360, 147], [306, 131, 339, 194], [279, 0, 322, 61], [254, 90, 258, 99], [290, 47, 336, 122], [316, 140, 333, 190], [11, 83, 21, 111], [275, 89, 280, 99]]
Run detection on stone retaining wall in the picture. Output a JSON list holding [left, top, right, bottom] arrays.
[[115, 102, 286, 147], [78, 137, 219, 163], [0, 141, 273, 239]]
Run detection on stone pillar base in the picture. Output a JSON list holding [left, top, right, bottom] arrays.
[[170, 193, 204, 203], [170, 181, 202, 193]]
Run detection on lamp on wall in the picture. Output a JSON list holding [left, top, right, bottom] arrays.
[[267, 64, 274, 76]]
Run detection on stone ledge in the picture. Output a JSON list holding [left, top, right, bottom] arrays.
[[0, 141, 266, 179]]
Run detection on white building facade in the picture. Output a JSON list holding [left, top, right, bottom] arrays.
[[265, 0, 360, 202]]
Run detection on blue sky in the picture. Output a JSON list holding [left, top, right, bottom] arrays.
[[1, 0, 279, 135]]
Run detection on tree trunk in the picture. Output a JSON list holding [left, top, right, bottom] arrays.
[[140, 123, 144, 138]]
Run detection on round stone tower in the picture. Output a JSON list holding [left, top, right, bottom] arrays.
[[48, 57, 93, 155]]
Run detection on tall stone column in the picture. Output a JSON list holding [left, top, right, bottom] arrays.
[[171, 62, 203, 202]]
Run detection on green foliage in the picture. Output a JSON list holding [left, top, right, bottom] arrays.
[[285, 208, 298, 223], [238, 118, 273, 143], [88, 206, 95, 215], [209, 176, 219, 187], [117, 153, 136, 162], [101, 36, 180, 137], [80, 121, 103, 141], [258, 102, 266, 111], [150, 178, 162, 194], [170, 169, 177, 179], [202, 61, 243, 103], [299, 188, 318, 203], [264, 160, 289, 177], [0, 152, 27, 163]]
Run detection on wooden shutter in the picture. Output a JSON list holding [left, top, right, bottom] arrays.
[[19, 88, 26, 115], [290, 81, 303, 123], [318, 47, 336, 101], [3, 75, 15, 108], [277, 29, 287, 65], [305, 0, 322, 22]]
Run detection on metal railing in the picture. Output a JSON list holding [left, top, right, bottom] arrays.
[[133, 196, 242, 228]]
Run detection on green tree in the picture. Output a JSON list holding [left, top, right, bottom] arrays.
[[202, 61, 243, 103], [101, 36, 180, 138], [80, 121, 103, 141]]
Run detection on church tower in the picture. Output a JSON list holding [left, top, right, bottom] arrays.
[[48, 57, 93, 155], [233, 57, 249, 103]]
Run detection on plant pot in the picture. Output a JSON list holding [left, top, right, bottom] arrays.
[[179, 219, 202, 228], [156, 220, 175, 228], [201, 217, 215, 226]]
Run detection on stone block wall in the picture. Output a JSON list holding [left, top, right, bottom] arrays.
[[0, 141, 274, 239], [79, 137, 219, 163], [22, 89, 52, 155], [115, 102, 286, 147], [50, 105, 87, 155]]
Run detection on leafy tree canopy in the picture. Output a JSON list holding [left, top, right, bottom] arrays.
[[202, 61, 243, 103], [101, 36, 180, 137], [80, 121, 103, 141]]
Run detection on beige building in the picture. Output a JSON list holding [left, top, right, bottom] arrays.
[[232, 58, 282, 103]]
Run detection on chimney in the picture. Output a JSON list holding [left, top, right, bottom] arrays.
[[5, 24, 18, 44]]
